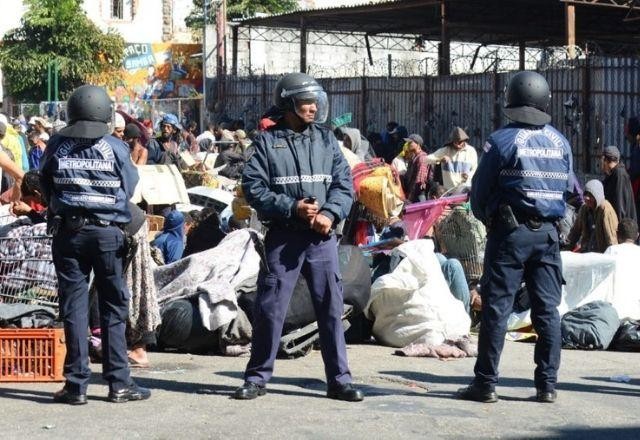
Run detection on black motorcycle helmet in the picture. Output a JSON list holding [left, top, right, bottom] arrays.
[[503, 71, 552, 126], [273, 73, 328, 123], [59, 84, 112, 138]]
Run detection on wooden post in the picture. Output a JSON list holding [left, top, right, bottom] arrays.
[[566, 3, 576, 59], [439, 0, 450, 76], [360, 76, 367, 132], [231, 25, 238, 76], [582, 56, 592, 173], [519, 41, 526, 71], [300, 17, 307, 73]]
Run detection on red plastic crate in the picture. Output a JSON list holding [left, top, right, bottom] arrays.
[[0, 328, 66, 382]]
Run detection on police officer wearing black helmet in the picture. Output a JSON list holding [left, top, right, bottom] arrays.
[[40, 85, 149, 405], [458, 71, 572, 404], [233, 73, 363, 402]]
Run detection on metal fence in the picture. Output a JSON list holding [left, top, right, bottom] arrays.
[[218, 56, 640, 175]]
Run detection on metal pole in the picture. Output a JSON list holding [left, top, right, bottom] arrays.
[[54, 61, 59, 102], [47, 62, 51, 102]]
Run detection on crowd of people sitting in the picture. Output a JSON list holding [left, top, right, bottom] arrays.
[[3, 104, 640, 367]]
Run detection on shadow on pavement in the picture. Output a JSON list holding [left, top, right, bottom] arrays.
[[515, 426, 640, 440], [379, 370, 640, 399]]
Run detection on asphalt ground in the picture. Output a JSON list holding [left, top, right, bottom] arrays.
[[2, 341, 639, 439]]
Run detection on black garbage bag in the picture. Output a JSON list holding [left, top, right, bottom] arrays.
[[610, 319, 640, 352], [156, 298, 217, 353]]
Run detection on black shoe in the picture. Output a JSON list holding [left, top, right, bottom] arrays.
[[327, 383, 364, 402], [536, 389, 557, 403], [53, 386, 87, 405], [233, 382, 266, 400], [108, 382, 151, 403], [457, 384, 498, 403]]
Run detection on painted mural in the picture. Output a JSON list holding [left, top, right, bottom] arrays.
[[111, 42, 203, 102]]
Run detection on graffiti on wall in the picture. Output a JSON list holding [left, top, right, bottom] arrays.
[[111, 43, 203, 102]]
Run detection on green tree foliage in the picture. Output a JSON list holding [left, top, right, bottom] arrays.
[[186, 0, 298, 29], [0, 0, 125, 101]]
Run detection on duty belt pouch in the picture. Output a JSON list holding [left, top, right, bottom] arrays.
[[64, 214, 87, 231], [47, 215, 63, 236], [498, 204, 519, 232]]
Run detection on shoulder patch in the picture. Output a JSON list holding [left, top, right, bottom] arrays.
[[483, 141, 493, 153]]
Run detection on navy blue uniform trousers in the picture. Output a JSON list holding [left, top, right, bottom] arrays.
[[244, 227, 352, 387], [52, 224, 131, 394], [474, 222, 562, 393]]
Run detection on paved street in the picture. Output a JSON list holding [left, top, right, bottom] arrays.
[[2, 341, 639, 439]]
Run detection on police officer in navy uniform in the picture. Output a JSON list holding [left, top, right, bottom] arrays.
[[41, 85, 150, 405], [233, 73, 364, 402], [458, 71, 572, 404]]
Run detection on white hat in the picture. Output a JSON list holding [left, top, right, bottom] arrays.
[[52, 119, 67, 132], [42, 119, 53, 129], [114, 113, 125, 129]]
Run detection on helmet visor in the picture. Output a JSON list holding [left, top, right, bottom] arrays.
[[292, 90, 328, 124]]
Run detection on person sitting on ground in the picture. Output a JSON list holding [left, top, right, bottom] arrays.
[[10, 170, 46, 222], [373, 218, 471, 312], [183, 208, 226, 257], [567, 179, 618, 253], [605, 218, 640, 257], [342, 127, 375, 162], [427, 127, 478, 192], [601, 145, 637, 224], [123, 123, 148, 166], [151, 209, 185, 264]]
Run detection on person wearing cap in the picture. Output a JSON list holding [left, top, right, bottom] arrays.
[[145, 113, 184, 167], [235, 72, 362, 402], [459, 71, 573, 405], [40, 84, 149, 405], [124, 123, 148, 165], [425, 127, 478, 192], [567, 179, 618, 253], [600, 145, 637, 225], [403, 133, 433, 202], [29, 116, 50, 142], [111, 113, 126, 140], [27, 130, 47, 170]]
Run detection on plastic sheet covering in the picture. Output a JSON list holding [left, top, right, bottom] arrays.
[[508, 251, 617, 330]]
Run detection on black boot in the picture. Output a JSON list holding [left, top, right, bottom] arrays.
[[457, 384, 498, 403], [233, 382, 266, 400], [327, 383, 364, 402], [108, 382, 151, 403]]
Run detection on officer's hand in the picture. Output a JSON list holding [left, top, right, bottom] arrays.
[[311, 213, 332, 235], [296, 199, 319, 222], [10, 201, 32, 217]]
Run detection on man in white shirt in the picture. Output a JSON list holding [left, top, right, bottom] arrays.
[[426, 127, 478, 191]]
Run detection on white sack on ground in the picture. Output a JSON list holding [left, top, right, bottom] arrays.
[[508, 251, 619, 330], [364, 239, 470, 347], [154, 229, 261, 331]]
